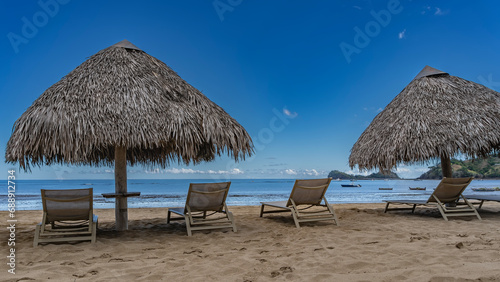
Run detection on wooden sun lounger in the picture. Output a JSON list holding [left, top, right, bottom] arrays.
[[384, 177, 481, 221], [260, 178, 338, 228], [34, 188, 98, 247], [463, 195, 500, 209], [167, 182, 236, 236]]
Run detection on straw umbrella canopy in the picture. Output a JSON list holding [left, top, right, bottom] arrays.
[[349, 66, 500, 177], [5, 40, 253, 230]]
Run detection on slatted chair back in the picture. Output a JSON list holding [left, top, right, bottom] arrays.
[[185, 182, 231, 213], [287, 178, 332, 206]]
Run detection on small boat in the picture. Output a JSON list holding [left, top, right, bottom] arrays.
[[379, 187, 393, 190], [341, 184, 361, 187], [409, 187, 426, 191], [471, 187, 500, 192]]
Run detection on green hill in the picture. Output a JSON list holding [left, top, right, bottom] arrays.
[[418, 156, 500, 179], [328, 170, 400, 180]]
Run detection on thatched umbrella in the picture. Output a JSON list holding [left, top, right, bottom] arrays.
[[349, 65, 500, 177], [5, 40, 253, 230]]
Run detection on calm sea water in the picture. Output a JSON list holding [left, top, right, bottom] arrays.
[[3, 179, 500, 210]]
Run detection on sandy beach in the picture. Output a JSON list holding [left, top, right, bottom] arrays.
[[2, 202, 500, 281]]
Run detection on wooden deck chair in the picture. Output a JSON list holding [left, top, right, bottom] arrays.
[[259, 178, 338, 228], [167, 182, 236, 236], [34, 188, 98, 247], [384, 177, 481, 221], [463, 195, 500, 209]]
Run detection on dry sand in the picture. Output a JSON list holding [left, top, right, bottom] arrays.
[[1, 202, 500, 282]]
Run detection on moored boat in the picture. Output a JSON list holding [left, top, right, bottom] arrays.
[[341, 184, 362, 187], [409, 187, 426, 190], [471, 187, 500, 192], [379, 187, 393, 190]]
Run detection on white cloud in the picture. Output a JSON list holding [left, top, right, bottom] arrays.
[[376, 108, 383, 113], [283, 108, 298, 118], [344, 169, 372, 176], [229, 168, 244, 174], [421, 5, 431, 15], [166, 168, 201, 174], [89, 169, 114, 174], [305, 169, 320, 176], [282, 168, 326, 177], [422, 6, 447, 16], [395, 167, 410, 173], [146, 167, 244, 175], [398, 29, 406, 39], [352, 5, 362, 10], [434, 7, 445, 15]]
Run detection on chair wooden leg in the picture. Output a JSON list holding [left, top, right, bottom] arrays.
[[167, 210, 171, 223], [228, 211, 237, 232], [259, 204, 265, 217], [91, 222, 97, 243], [33, 224, 41, 247], [327, 204, 339, 226], [479, 200, 485, 209], [291, 210, 301, 228], [436, 204, 449, 221], [384, 202, 390, 213], [184, 214, 192, 236]]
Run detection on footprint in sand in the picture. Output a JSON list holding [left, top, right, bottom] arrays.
[[73, 270, 98, 278], [270, 266, 294, 277], [108, 258, 133, 262], [183, 249, 202, 254]]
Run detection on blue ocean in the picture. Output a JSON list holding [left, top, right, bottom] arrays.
[[3, 179, 500, 210]]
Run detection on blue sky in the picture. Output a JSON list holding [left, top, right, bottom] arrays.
[[1, 0, 500, 180]]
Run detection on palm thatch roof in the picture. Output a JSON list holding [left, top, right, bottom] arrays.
[[349, 65, 500, 172], [6, 40, 253, 170]]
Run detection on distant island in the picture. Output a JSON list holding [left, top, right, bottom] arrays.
[[328, 170, 400, 180], [418, 156, 500, 179]]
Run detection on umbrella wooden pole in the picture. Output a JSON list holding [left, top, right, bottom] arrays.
[[441, 155, 453, 178], [115, 146, 128, 231]]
